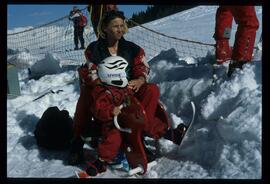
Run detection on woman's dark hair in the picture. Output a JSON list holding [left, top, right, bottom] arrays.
[[102, 10, 125, 27], [98, 10, 128, 38]]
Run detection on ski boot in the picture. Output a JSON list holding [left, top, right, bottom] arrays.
[[163, 123, 188, 145], [85, 158, 107, 177], [227, 60, 247, 77], [173, 123, 188, 145]]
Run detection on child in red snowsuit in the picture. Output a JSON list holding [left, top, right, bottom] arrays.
[[89, 84, 133, 163], [214, 6, 259, 77], [83, 56, 133, 176], [84, 55, 187, 176]]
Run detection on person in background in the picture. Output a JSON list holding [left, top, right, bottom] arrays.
[[69, 6, 85, 50], [67, 11, 187, 173], [87, 4, 118, 38], [214, 6, 259, 77]]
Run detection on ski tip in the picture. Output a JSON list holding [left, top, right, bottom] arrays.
[[189, 101, 196, 126], [190, 101, 195, 109]]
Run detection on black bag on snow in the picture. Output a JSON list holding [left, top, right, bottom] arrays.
[[34, 106, 74, 150]]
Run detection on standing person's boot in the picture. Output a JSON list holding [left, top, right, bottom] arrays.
[[67, 136, 84, 165], [74, 46, 79, 50], [227, 60, 247, 77], [163, 123, 188, 145]]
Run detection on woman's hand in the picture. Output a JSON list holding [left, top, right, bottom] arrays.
[[128, 76, 145, 93]]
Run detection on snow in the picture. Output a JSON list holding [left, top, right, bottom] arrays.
[[7, 6, 262, 179]]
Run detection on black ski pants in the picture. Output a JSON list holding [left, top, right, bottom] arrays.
[[74, 26, 85, 48]]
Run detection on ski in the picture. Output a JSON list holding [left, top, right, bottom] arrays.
[[178, 101, 196, 149], [189, 101, 196, 127]]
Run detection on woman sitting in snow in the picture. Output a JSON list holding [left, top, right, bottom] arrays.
[[67, 11, 187, 175]]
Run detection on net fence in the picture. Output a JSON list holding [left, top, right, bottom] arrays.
[[7, 8, 216, 67]]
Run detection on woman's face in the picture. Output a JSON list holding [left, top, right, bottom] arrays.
[[104, 18, 125, 41]]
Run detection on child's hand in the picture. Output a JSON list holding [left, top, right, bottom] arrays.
[[113, 106, 122, 116]]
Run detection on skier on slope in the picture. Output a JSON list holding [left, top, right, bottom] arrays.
[[67, 11, 188, 174], [214, 6, 259, 77]]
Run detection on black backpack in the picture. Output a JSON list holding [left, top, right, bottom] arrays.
[[34, 106, 74, 150]]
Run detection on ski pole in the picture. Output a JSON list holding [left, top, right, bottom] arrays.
[[33, 89, 63, 101]]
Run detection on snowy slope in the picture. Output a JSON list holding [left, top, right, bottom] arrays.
[[7, 6, 262, 179], [144, 6, 262, 44]]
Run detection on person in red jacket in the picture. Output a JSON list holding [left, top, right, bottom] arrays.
[[214, 6, 259, 77], [69, 6, 85, 50], [67, 11, 187, 171]]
